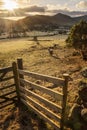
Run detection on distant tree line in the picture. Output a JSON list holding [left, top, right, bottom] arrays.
[[0, 21, 71, 39]]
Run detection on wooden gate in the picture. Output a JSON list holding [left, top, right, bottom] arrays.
[[0, 59, 69, 130], [0, 65, 18, 109], [17, 59, 69, 130]]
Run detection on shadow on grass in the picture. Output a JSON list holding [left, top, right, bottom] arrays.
[[52, 55, 60, 59], [18, 102, 49, 130], [0, 101, 49, 130], [28, 39, 52, 41]]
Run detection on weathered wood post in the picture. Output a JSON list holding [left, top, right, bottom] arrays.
[[17, 58, 24, 79], [12, 62, 20, 102], [60, 74, 69, 130], [17, 58, 24, 87]]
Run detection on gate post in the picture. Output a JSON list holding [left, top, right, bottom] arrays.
[[17, 58, 24, 79], [12, 62, 20, 102], [60, 74, 69, 130], [17, 58, 24, 87]]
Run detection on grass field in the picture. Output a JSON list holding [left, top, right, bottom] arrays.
[[0, 35, 66, 73], [0, 34, 86, 130]]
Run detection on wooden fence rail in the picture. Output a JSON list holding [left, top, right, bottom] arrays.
[[0, 66, 12, 73], [18, 69, 64, 86]]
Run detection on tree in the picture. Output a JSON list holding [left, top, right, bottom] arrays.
[[66, 20, 87, 49], [66, 20, 87, 60]]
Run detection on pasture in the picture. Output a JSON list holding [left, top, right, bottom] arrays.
[[0, 34, 86, 130]]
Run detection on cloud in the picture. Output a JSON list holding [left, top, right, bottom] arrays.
[[16, 0, 30, 7], [0, 5, 46, 18], [47, 9, 87, 17], [46, 4, 70, 11], [22, 6, 45, 12], [0, 0, 4, 7], [0, 3, 87, 19], [67, 11, 87, 17], [0, 1, 3, 5], [0, 0, 30, 9], [76, 1, 87, 8], [45, 3, 87, 17]]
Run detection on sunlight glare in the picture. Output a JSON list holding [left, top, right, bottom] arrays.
[[3, 0, 18, 11]]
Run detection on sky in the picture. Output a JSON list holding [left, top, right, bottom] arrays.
[[0, 0, 87, 20]]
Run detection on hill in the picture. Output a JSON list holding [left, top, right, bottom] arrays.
[[18, 13, 87, 25], [73, 15, 87, 22], [0, 13, 87, 32]]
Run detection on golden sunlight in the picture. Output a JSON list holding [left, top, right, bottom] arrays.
[[3, 0, 18, 11]]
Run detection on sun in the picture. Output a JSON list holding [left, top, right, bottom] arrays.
[[3, 0, 18, 11]]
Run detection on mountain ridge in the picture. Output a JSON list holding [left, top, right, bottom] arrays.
[[17, 13, 87, 27], [0, 13, 87, 32]]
